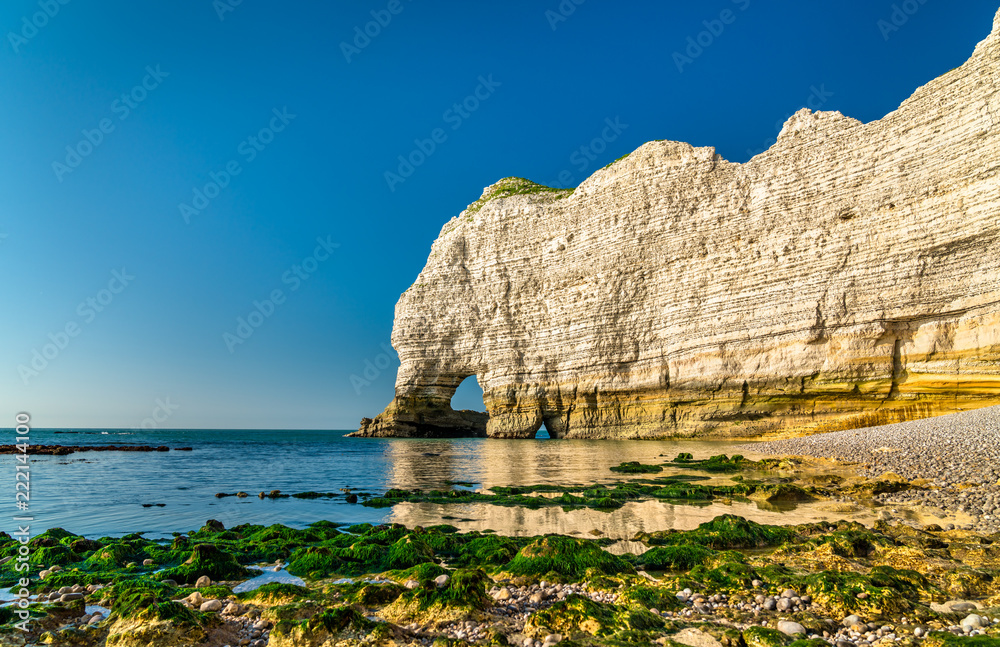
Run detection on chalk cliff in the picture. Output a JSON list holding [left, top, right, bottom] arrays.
[[356, 9, 1000, 439]]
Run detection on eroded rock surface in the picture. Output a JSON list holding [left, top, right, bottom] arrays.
[[358, 10, 1000, 439]]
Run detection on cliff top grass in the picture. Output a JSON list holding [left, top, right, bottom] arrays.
[[465, 177, 573, 216]]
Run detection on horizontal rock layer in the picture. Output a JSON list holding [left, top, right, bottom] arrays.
[[356, 9, 1000, 439]]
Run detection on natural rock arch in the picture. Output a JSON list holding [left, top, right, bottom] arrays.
[[355, 10, 1000, 440]]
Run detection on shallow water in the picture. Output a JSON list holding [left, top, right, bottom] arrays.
[[0, 427, 920, 539], [231, 566, 305, 593]]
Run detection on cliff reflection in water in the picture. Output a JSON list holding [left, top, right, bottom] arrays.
[[375, 436, 887, 537], [386, 499, 884, 539]]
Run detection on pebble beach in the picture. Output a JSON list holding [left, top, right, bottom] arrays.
[[749, 405, 1000, 533]]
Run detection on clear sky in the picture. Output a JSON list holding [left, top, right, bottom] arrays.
[[1, 1, 996, 430]]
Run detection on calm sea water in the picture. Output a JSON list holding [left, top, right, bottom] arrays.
[[0, 429, 882, 540]]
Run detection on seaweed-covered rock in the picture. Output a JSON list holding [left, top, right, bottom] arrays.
[[749, 483, 814, 503], [743, 626, 793, 647], [236, 582, 312, 605], [621, 585, 685, 611], [157, 543, 251, 583], [381, 569, 492, 623], [640, 545, 716, 570], [503, 536, 634, 581], [268, 607, 377, 647], [922, 634, 1000, 647], [524, 594, 664, 641], [801, 566, 929, 617], [261, 601, 325, 623], [639, 515, 796, 550], [610, 461, 664, 474], [101, 579, 206, 647]]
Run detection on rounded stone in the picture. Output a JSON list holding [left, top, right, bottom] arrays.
[[778, 621, 806, 636], [961, 615, 985, 630]]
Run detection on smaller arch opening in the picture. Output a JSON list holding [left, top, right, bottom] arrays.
[[534, 424, 551, 439]]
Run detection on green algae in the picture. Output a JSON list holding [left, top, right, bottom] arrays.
[[749, 483, 815, 503], [504, 535, 634, 581], [286, 524, 431, 578], [389, 562, 450, 583], [621, 585, 685, 611], [359, 476, 786, 514], [743, 626, 793, 647], [100, 578, 201, 626], [797, 525, 895, 558], [637, 515, 796, 550], [236, 581, 312, 604], [923, 634, 1000, 647], [82, 539, 153, 569], [385, 535, 436, 570], [348, 582, 404, 607], [799, 565, 932, 618], [525, 594, 664, 640], [157, 542, 252, 582], [411, 568, 492, 610], [13, 509, 999, 644], [610, 461, 663, 474], [269, 607, 375, 642], [665, 453, 754, 472], [639, 545, 717, 570], [262, 601, 325, 623]]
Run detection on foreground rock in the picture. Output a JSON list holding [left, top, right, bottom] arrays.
[[357, 8, 1000, 439], [3, 513, 1000, 646]]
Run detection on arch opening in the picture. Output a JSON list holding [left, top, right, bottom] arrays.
[[450, 375, 486, 413], [534, 424, 551, 439]]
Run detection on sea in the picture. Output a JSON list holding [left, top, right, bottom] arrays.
[[0, 428, 886, 541]]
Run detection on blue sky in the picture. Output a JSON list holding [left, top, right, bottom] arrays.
[[1, 1, 996, 430]]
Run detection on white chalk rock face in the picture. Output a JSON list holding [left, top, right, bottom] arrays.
[[357, 9, 1000, 439]]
